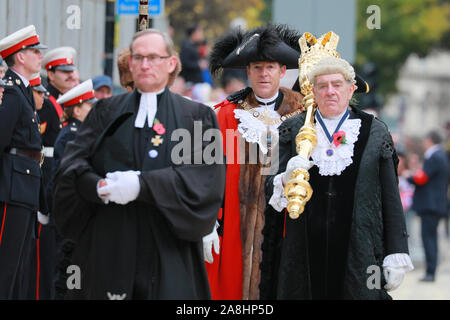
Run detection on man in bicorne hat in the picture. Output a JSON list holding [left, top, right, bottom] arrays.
[[0, 25, 48, 299], [204, 24, 305, 300]]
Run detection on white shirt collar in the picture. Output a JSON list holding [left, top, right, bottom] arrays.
[[254, 91, 279, 108], [317, 108, 348, 120], [424, 144, 441, 159], [134, 87, 165, 128], [11, 69, 30, 87], [316, 108, 349, 132]]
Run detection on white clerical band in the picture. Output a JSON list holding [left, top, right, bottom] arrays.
[[135, 88, 165, 128], [135, 92, 157, 128]]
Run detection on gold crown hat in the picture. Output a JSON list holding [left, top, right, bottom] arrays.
[[292, 32, 369, 94], [297, 31, 340, 96]]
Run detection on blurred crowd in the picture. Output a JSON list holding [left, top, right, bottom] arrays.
[[394, 126, 450, 282], [168, 24, 248, 107]]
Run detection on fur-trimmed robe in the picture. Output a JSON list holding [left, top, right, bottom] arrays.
[[206, 87, 304, 300]]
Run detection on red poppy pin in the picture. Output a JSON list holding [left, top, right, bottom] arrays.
[[153, 118, 166, 135], [333, 131, 346, 147]]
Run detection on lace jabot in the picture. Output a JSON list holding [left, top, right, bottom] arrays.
[[311, 114, 361, 176], [234, 106, 281, 155]]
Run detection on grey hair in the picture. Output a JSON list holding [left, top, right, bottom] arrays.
[[129, 28, 175, 56]]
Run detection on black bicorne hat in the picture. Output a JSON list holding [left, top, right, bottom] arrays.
[[209, 24, 302, 74]]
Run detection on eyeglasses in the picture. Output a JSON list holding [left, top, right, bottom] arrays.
[[131, 54, 171, 65]]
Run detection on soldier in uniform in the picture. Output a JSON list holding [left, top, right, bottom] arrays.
[[26, 73, 53, 299], [53, 79, 97, 173], [33, 47, 78, 299], [50, 79, 96, 299], [30, 73, 48, 111], [40, 47, 78, 191], [0, 25, 48, 299]]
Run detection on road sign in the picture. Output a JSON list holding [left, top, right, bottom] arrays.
[[117, 0, 164, 16]]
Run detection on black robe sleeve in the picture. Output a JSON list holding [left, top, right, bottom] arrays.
[[54, 94, 225, 244], [260, 116, 298, 299], [52, 97, 115, 241], [136, 107, 226, 242], [379, 131, 409, 255]]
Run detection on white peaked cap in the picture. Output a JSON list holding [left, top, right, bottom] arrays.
[[0, 25, 47, 59], [29, 72, 42, 86], [57, 79, 96, 107], [42, 46, 77, 71], [29, 73, 47, 93]]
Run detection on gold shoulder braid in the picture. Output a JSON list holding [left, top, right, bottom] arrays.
[[280, 108, 304, 121], [237, 99, 298, 126]]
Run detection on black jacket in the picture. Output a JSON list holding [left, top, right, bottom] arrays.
[[0, 69, 43, 211], [410, 148, 449, 215]]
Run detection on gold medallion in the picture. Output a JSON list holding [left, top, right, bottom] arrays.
[[151, 135, 164, 147]]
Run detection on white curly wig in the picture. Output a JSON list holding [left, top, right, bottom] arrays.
[[308, 56, 356, 86]]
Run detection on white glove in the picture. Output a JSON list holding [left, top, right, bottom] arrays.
[[383, 266, 405, 291], [282, 155, 314, 185], [97, 170, 141, 205], [37, 211, 49, 225], [202, 223, 220, 264]]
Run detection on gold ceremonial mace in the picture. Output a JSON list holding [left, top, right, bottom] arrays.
[[138, 0, 150, 31], [284, 31, 340, 219]]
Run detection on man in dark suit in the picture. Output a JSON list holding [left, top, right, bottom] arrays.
[[0, 25, 48, 299], [409, 130, 449, 282]]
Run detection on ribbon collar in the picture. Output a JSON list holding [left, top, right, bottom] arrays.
[[315, 109, 349, 144]]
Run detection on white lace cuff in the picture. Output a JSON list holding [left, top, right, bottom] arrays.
[[383, 253, 414, 272], [268, 173, 288, 212]]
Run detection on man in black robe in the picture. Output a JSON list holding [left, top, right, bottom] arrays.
[[260, 57, 413, 300], [53, 29, 225, 300]]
